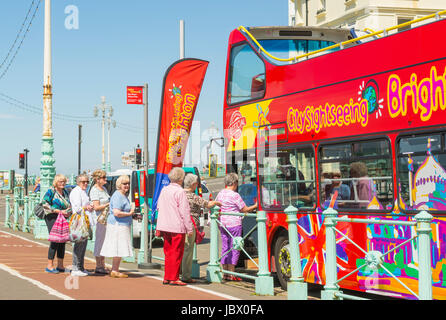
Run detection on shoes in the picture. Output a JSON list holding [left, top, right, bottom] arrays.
[[56, 267, 66, 273], [45, 268, 59, 274], [226, 275, 242, 281], [169, 280, 187, 286], [182, 279, 196, 283], [71, 270, 89, 277], [162, 280, 170, 285], [95, 267, 109, 275], [110, 271, 128, 278]]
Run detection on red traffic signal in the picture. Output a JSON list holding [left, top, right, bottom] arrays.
[[135, 147, 142, 165], [19, 153, 25, 169]]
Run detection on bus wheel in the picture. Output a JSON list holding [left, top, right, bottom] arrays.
[[274, 234, 291, 290]]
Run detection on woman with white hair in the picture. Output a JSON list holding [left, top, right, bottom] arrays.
[[216, 172, 257, 281], [69, 173, 94, 277], [156, 167, 193, 286], [100, 175, 134, 278], [181, 174, 221, 283]]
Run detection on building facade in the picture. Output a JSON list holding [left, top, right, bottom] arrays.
[[289, 0, 446, 32]]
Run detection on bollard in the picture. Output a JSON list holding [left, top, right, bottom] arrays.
[[284, 205, 308, 300], [4, 195, 11, 228], [415, 210, 433, 300], [255, 210, 275, 295], [321, 207, 343, 300], [23, 196, 30, 232], [206, 206, 222, 283]]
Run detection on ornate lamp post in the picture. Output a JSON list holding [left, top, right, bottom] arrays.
[[40, 0, 55, 200]]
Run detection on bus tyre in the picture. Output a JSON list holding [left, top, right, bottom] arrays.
[[274, 233, 291, 291]]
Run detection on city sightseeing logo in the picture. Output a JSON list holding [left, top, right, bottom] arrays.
[[228, 110, 247, 141], [166, 83, 197, 164]]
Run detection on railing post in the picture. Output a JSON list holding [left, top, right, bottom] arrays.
[[321, 207, 343, 300], [4, 195, 11, 228], [415, 210, 433, 300], [191, 242, 200, 279], [284, 205, 308, 300], [13, 194, 19, 231], [23, 196, 30, 232], [206, 206, 222, 283], [255, 210, 274, 295]]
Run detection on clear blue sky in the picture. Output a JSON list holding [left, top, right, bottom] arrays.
[[0, 0, 288, 176]]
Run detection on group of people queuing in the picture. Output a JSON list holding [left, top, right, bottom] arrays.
[[43, 170, 134, 278], [156, 168, 256, 285], [43, 167, 257, 285]]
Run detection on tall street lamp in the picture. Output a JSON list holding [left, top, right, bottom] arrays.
[[94, 96, 114, 172]]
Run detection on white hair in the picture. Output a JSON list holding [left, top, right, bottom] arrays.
[[224, 173, 238, 186], [184, 174, 198, 189], [168, 167, 185, 183]]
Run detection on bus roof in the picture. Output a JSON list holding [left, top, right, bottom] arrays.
[[245, 26, 352, 43]]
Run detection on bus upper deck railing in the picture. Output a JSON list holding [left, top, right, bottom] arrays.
[[238, 10, 446, 63]]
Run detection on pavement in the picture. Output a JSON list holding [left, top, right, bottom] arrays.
[[0, 179, 300, 302]]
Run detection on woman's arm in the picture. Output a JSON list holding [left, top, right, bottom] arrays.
[[240, 202, 257, 213], [92, 200, 108, 211], [113, 208, 133, 218]]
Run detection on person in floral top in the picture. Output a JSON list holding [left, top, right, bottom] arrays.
[[181, 174, 220, 283], [42, 174, 72, 274]]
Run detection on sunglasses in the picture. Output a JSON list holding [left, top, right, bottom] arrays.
[[122, 182, 130, 185], [80, 180, 89, 183]]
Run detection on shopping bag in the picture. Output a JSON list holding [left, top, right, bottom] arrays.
[[48, 213, 70, 243], [191, 218, 205, 244], [69, 210, 92, 242]]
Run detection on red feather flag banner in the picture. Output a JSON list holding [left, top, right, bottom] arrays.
[[152, 58, 209, 220]]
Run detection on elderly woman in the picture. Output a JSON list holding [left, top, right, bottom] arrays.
[[89, 169, 110, 274], [69, 174, 94, 277], [156, 167, 193, 286], [216, 173, 257, 281], [100, 175, 134, 278], [42, 174, 72, 274], [181, 174, 221, 283]]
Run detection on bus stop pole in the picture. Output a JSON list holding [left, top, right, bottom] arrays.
[[138, 83, 160, 270]]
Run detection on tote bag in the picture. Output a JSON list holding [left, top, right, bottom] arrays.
[[48, 213, 70, 243]]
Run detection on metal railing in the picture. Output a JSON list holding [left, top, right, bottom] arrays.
[[206, 206, 274, 296], [238, 10, 446, 63], [321, 207, 433, 300], [4, 187, 40, 234]]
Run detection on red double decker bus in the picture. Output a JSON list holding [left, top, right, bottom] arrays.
[[222, 13, 446, 298]]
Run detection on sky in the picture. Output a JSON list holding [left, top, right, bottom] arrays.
[[0, 0, 288, 176]]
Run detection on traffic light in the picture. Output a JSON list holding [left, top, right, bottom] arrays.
[[135, 147, 142, 165], [19, 153, 25, 169]]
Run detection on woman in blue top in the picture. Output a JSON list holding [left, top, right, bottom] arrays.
[[100, 175, 134, 278]]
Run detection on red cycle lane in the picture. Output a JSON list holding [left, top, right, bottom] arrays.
[[0, 230, 227, 300]]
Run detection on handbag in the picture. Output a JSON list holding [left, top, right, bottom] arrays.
[[191, 217, 205, 244], [96, 204, 109, 225], [34, 203, 45, 219], [48, 213, 70, 243]]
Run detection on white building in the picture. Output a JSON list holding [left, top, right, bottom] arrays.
[[289, 0, 446, 32]]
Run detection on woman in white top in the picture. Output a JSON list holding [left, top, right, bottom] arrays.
[[69, 174, 94, 277], [89, 169, 110, 274]]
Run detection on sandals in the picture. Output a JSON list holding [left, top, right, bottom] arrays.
[[182, 279, 196, 284], [226, 275, 242, 281], [110, 271, 128, 278], [95, 267, 109, 275], [168, 280, 187, 286]]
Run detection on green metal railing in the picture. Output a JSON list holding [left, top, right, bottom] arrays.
[[4, 187, 40, 234], [321, 207, 433, 300], [206, 206, 274, 296]]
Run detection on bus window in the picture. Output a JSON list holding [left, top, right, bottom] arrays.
[[227, 43, 265, 105], [397, 133, 446, 212], [227, 150, 257, 206], [257, 39, 338, 65], [320, 139, 393, 211], [259, 147, 315, 209]]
